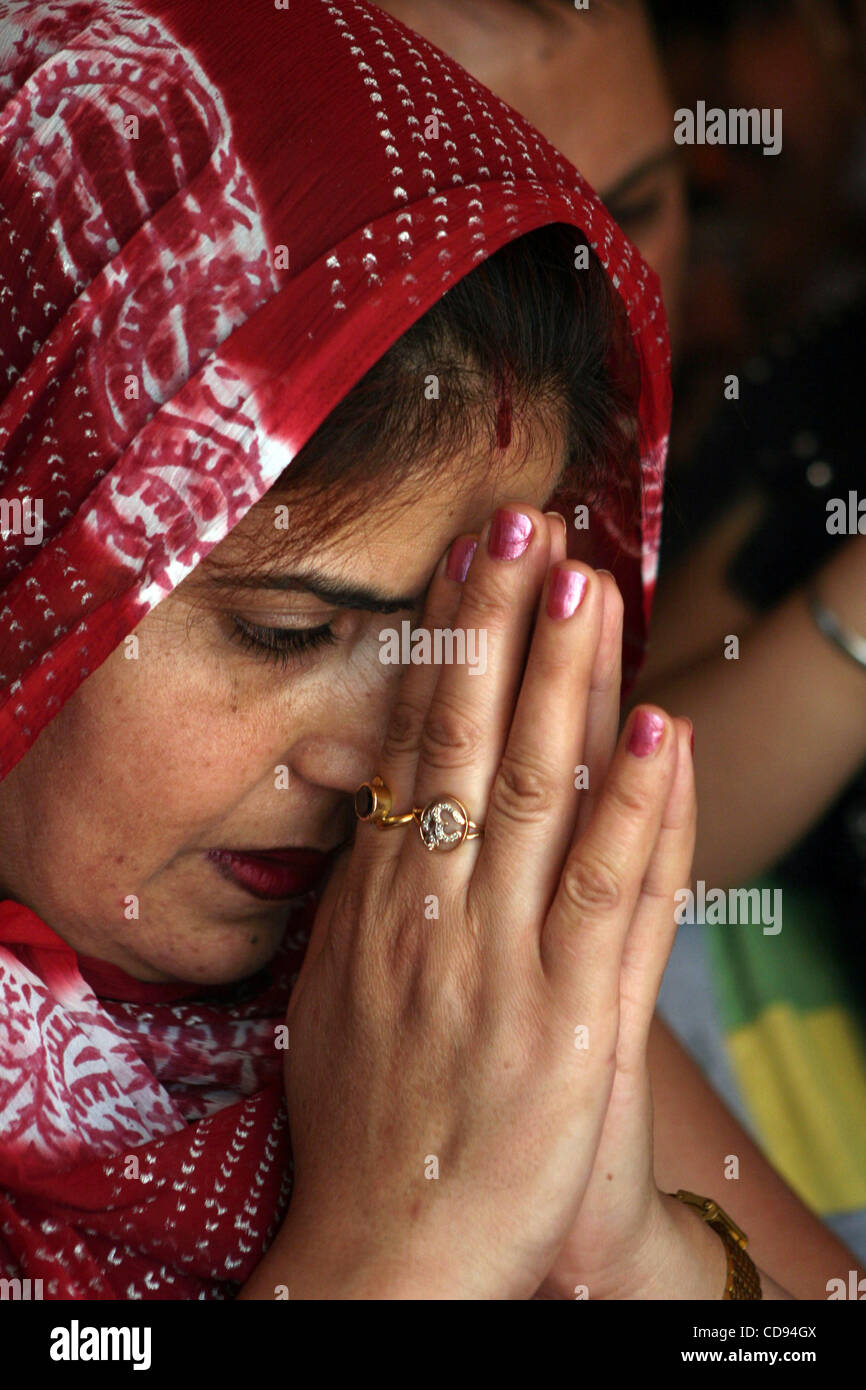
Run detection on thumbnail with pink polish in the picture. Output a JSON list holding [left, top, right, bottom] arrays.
[[627, 709, 665, 757], [488, 508, 533, 560], [547, 567, 587, 619], [445, 536, 477, 583]]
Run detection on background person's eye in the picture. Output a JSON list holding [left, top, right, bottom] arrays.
[[608, 193, 663, 234], [229, 615, 338, 668]]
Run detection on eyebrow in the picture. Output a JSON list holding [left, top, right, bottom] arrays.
[[599, 146, 679, 206], [444, 0, 570, 34], [208, 570, 422, 613]]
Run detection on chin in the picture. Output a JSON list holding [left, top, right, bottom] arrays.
[[129, 914, 288, 986]]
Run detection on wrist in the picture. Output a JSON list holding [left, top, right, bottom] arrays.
[[242, 1202, 504, 1300], [241, 1213, 425, 1300], [237, 1206, 400, 1300], [597, 1190, 727, 1300]]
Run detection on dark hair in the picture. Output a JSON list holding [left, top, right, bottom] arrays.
[[256, 222, 638, 553]]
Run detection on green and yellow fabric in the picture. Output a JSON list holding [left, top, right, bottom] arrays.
[[705, 876, 866, 1218]]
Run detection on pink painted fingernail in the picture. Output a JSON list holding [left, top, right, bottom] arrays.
[[627, 709, 666, 757], [445, 535, 477, 583], [547, 565, 587, 619], [488, 508, 533, 560]]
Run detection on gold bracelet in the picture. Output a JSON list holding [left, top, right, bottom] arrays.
[[669, 1190, 763, 1299]]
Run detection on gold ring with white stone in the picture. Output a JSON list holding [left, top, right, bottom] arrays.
[[413, 794, 483, 852]]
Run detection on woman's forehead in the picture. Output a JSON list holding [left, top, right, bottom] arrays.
[[207, 429, 566, 574]]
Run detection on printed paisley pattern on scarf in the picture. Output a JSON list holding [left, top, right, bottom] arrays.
[[0, 897, 315, 1298]]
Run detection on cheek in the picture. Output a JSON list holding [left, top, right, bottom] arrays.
[[642, 198, 689, 338], [9, 644, 269, 892]]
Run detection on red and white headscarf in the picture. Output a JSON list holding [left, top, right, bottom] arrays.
[[0, 0, 670, 1298]]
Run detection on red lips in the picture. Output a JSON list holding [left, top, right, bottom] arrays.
[[206, 846, 336, 901]]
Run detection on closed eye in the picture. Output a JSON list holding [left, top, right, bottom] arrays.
[[608, 193, 662, 233], [228, 616, 338, 668]]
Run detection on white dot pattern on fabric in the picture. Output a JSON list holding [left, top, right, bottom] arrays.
[[0, 892, 309, 1298]]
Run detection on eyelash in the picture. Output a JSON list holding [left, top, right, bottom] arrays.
[[229, 616, 338, 668]]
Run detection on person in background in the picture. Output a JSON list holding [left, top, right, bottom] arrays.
[[649, 0, 866, 466]]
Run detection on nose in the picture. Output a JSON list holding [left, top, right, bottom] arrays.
[[288, 660, 402, 797]]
